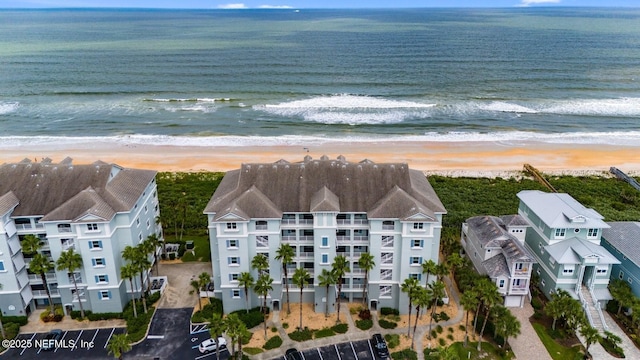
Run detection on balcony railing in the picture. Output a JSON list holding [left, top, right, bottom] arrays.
[[61, 241, 76, 251], [281, 236, 296, 242], [299, 236, 314, 241], [353, 219, 369, 225], [15, 223, 45, 231], [68, 274, 83, 284], [298, 219, 313, 225], [514, 269, 530, 276], [28, 273, 58, 282], [256, 224, 268, 230], [282, 219, 296, 225], [32, 289, 60, 297], [382, 225, 395, 230], [381, 254, 393, 265], [297, 252, 314, 258], [337, 219, 351, 225], [381, 236, 394, 248], [353, 236, 369, 242]]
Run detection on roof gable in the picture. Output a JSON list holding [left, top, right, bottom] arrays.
[[310, 186, 340, 212], [517, 190, 609, 229]]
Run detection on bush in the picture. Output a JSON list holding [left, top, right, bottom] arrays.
[[379, 319, 397, 329], [531, 297, 543, 311], [289, 328, 313, 342], [391, 349, 417, 360], [271, 327, 278, 333], [438, 338, 446, 346], [358, 309, 371, 320], [458, 325, 465, 332], [126, 306, 155, 343], [315, 328, 336, 338], [192, 301, 222, 323], [1, 316, 28, 326], [438, 312, 450, 322], [231, 307, 266, 328], [447, 327, 454, 333], [169, 253, 176, 260], [385, 334, 400, 349], [40, 306, 63, 322], [0, 322, 20, 343], [177, 241, 186, 257], [244, 347, 264, 355], [381, 307, 400, 316], [436, 325, 443, 334], [356, 319, 373, 330], [431, 330, 437, 339], [263, 335, 282, 350], [332, 323, 348, 334], [282, 322, 289, 329], [447, 334, 454, 341], [241, 329, 253, 345]]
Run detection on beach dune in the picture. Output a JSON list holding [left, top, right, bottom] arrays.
[[3, 140, 639, 174]]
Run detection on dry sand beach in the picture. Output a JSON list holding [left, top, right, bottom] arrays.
[[2, 140, 640, 174]]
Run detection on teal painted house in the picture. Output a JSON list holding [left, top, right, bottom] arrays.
[[517, 190, 619, 331], [602, 222, 640, 298]]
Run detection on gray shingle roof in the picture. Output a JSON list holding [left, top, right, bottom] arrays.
[[205, 156, 446, 219], [483, 254, 510, 278], [602, 222, 640, 268], [517, 190, 609, 229], [465, 215, 536, 262], [0, 160, 155, 221], [0, 191, 19, 216], [545, 237, 621, 265]]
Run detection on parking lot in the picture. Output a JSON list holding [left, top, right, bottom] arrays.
[[275, 339, 379, 360], [1, 327, 125, 360]]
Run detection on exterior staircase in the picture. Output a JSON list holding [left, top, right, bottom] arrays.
[[580, 286, 605, 332]]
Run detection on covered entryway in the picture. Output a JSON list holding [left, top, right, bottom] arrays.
[[272, 300, 280, 311], [370, 299, 377, 311]]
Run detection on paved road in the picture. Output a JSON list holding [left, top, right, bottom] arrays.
[[272, 339, 379, 360]]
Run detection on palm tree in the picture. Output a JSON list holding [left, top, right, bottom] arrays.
[[199, 272, 211, 293], [477, 281, 501, 351], [318, 269, 335, 318], [251, 253, 269, 277], [56, 249, 85, 318], [122, 245, 150, 313], [331, 255, 350, 324], [609, 279, 634, 315], [448, 253, 464, 280], [421, 259, 437, 286], [428, 281, 446, 340], [401, 277, 420, 337], [358, 253, 375, 305], [435, 262, 451, 282], [472, 277, 493, 336], [29, 253, 55, 314], [21, 234, 41, 254], [254, 274, 273, 339], [190, 279, 203, 311], [224, 313, 247, 359], [292, 267, 311, 331], [499, 310, 521, 350], [144, 233, 163, 275], [209, 313, 227, 360], [545, 290, 568, 331], [275, 243, 295, 314], [106, 333, 131, 360], [413, 286, 432, 348], [238, 272, 254, 313], [120, 264, 138, 318], [460, 290, 479, 347]]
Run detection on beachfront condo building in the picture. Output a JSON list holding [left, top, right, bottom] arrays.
[[204, 155, 446, 314], [517, 190, 619, 328], [0, 159, 161, 316], [461, 215, 536, 307]]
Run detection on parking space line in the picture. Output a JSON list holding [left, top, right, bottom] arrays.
[[317, 348, 323, 360], [301, 351, 306, 360], [55, 331, 69, 353], [71, 330, 83, 351], [20, 333, 37, 355], [335, 344, 341, 360], [89, 328, 99, 348], [350, 342, 357, 359], [104, 327, 116, 348], [367, 339, 376, 359]]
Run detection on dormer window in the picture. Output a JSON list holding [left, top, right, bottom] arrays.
[[226, 222, 237, 230], [413, 223, 424, 230], [87, 223, 98, 231]]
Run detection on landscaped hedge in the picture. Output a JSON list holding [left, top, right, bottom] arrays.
[[356, 319, 373, 330], [379, 319, 398, 329], [40, 306, 64, 322], [380, 307, 399, 316], [0, 316, 28, 326], [230, 307, 267, 328], [263, 335, 283, 350], [314, 328, 335, 339], [332, 323, 348, 334], [192, 299, 224, 323], [289, 328, 313, 342], [391, 349, 417, 360]]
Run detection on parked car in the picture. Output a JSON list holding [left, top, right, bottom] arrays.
[[285, 348, 303, 360], [198, 337, 227, 354], [371, 333, 389, 359], [41, 329, 63, 351]]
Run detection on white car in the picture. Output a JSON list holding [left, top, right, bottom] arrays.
[[198, 337, 227, 354]]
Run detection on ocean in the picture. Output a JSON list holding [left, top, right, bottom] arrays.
[[1, 8, 640, 148]]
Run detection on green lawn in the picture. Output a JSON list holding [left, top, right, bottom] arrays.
[[531, 323, 583, 360]]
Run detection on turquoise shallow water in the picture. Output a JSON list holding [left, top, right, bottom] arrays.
[[1, 8, 640, 147]]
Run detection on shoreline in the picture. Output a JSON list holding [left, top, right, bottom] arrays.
[[2, 140, 640, 175]]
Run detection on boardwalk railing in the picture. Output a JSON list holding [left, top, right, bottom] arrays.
[[523, 164, 557, 192], [610, 167, 640, 191]]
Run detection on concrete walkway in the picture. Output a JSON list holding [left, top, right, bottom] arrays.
[[509, 302, 552, 360], [577, 311, 640, 360], [20, 308, 125, 333]]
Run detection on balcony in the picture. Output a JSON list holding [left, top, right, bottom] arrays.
[[32, 288, 60, 298], [353, 236, 369, 242], [68, 274, 83, 284], [514, 268, 530, 276], [298, 252, 314, 258], [281, 236, 296, 242], [15, 223, 45, 231], [298, 219, 313, 225], [381, 236, 394, 248], [337, 219, 352, 225], [298, 236, 314, 242], [61, 240, 76, 251], [382, 224, 395, 230], [256, 224, 268, 230], [353, 219, 369, 225], [28, 273, 57, 283], [381, 254, 393, 265]]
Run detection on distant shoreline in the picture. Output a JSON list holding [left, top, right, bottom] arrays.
[[3, 139, 640, 175]]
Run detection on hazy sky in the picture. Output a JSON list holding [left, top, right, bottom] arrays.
[[1, 0, 638, 9]]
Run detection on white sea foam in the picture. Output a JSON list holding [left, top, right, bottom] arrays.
[[255, 94, 436, 125], [144, 98, 221, 103], [3, 130, 640, 148], [0, 102, 19, 115], [540, 97, 640, 117], [478, 101, 538, 114]]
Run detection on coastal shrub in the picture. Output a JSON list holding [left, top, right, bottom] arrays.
[[356, 319, 373, 330], [241, 329, 253, 345], [379, 319, 397, 329], [391, 349, 417, 360], [0, 322, 20, 343], [289, 328, 313, 342], [169, 252, 176, 260], [315, 328, 336, 338], [282, 322, 289, 329], [244, 347, 264, 355], [126, 306, 155, 343], [385, 334, 400, 349], [1, 316, 28, 326], [438, 312, 450, 322], [448, 327, 454, 333], [436, 325, 443, 334], [447, 334, 454, 341], [359, 309, 371, 320], [438, 338, 446, 346], [271, 326, 278, 333], [332, 323, 348, 334], [431, 330, 438, 339], [231, 307, 266, 328], [381, 307, 399, 316], [263, 335, 283, 350], [458, 325, 465, 332], [531, 297, 543, 311]]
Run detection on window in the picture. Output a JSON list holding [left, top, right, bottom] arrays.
[[227, 240, 239, 248], [588, 228, 599, 238], [0, 260, 5, 272], [380, 285, 392, 297], [409, 273, 422, 281], [619, 270, 624, 280], [136, 218, 140, 226], [411, 240, 424, 248], [536, 268, 540, 275], [563, 265, 574, 274], [58, 223, 72, 233], [410, 257, 423, 266], [541, 279, 546, 287], [92, 258, 106, 267], [229, 273, 239, 282], [413, 223, 424, 230], [228, 257, 240, 266], [382, 221, 394, 230], [321, 254, 329, 264], [629, 278, 634, 284], [138, 233, 143, 241], [499, 279, 505, 288], [89, 240, 103, 250], [574, 228, 580, 233], [144, 205, 148, 213], [596, 267, 607, 275], [99, 290, 111, 300], [86, 223, 98, 231], [515, 263, 524, 270], [226, 222, 237, 230], [256, 220, 267, 230], [95, 275, 109, 284], [555, 228, 566, 238], [232, 289, 241, 298], [146, 219, 150, 228], [321, 237, 328, 247]]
